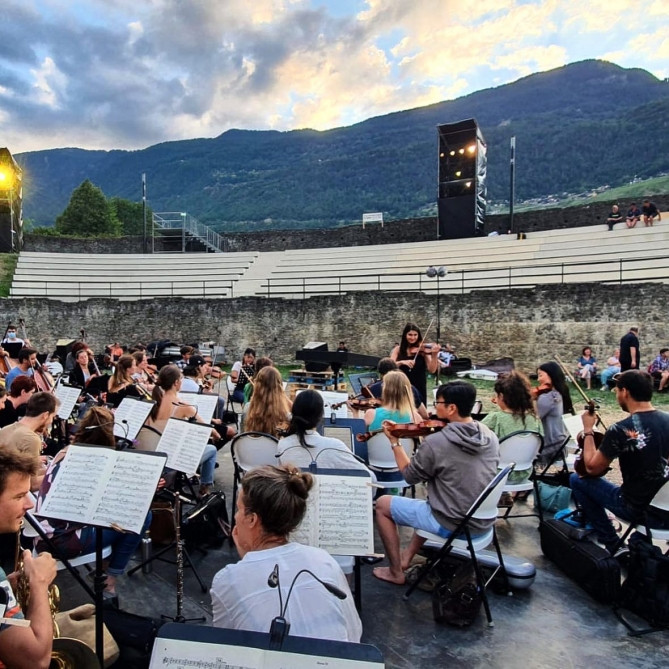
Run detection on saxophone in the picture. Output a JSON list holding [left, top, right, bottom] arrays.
[[14, 526, 100, 669]]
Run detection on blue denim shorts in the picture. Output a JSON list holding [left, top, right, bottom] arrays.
[[390, 496, 452, 539]]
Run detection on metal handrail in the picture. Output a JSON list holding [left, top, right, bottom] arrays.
[[153, 212, 226, 253]]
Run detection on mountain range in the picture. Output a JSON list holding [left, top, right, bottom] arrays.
[[16, 59, 669, 231]]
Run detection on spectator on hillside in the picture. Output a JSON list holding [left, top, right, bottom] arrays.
[[626, 203, 642, 228], [642, 199, 661, 227], [606, 204, 623, 231]]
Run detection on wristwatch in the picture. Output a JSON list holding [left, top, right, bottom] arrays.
[[391, 442, 402, 449]]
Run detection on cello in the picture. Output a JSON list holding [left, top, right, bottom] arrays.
[[18, 319, 55, 392]]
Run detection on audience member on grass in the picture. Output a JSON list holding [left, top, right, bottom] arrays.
[[533, 362, 573, 466], [372, 381, 499, 585], [642, 199, 661, 227], [211, 465, 361, 641], [648, 348, 669, 392], [626, 203, 642, 228], [577, 346, 598, 390], [606, 204, 623, 231], [600, 348, 621, 390]]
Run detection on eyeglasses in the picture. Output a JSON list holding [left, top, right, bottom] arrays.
[[434, 400, 448, 405]]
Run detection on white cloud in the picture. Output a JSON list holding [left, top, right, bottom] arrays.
[[30, 57, 67, 108]]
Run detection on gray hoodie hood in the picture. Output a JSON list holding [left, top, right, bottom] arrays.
[[446, 421, 495, 455]]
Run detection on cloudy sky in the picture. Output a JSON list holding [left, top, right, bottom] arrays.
[[2, 0, 667, 154]]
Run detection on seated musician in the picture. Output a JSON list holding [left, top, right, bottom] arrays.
[[243, 356, 273, 405], [364, 371, 421, 432], [35, 407, 151, 601], [210, 465, 361, 642], [68, 348, 98, 389], [0, 448, 56, 669], [243, 366, 291, 437], [64, 341, 88, 373], [132, 350, 155, 393], [4, 348, 37, 392], [0, 392, 59, 491], [570, 370, 669, 556], [230, 348, 256, 404], [0, 376, 37, 428], [278, 390, 373, 477], [373, 381, 499, 585], [1, 324, 29, 348], [367, 358, 428, 419], [137, 365, 220, 496], [106, 354, 144, 407], [175, 345, 194, 370]]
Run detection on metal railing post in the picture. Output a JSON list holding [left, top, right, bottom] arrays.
[[619, 258, 623, 284], [302, 278, 306, 300]]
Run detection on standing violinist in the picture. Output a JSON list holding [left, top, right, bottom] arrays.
[[390, 323, 438, 406]]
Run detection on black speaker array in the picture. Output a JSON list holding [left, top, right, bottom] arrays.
[[436, 120, 486, 240]]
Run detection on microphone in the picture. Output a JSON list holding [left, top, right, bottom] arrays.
[[84, 418, 129, 439]]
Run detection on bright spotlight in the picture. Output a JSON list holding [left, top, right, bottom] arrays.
[[455, 170, 461, 178], [467, 144, 476, 154], [458, 148, 465, 155], [449, 150, 455, 156], [465, 181, 472, 188], [0, 168, 14, 189], [439, 152, 445, 158]]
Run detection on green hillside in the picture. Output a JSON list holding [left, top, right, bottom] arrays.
[[16, 60, 669, 230]]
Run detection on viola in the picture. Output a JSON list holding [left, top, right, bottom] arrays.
[[573, 400, 610, 478]]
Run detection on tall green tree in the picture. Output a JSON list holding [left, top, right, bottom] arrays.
[[55, 180, 121, 236], [109, 197, 153, 236]]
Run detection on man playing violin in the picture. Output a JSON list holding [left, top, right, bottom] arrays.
[[390, 323, 438, 407], [570, 370, 669, 557], [373, 381, 499, 585]]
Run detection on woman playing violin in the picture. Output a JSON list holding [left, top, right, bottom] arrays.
[[69, 348, 99, 389], [390, 323, 438, 406], [365, 370, 421, 432], [534, 362, 574, 465]]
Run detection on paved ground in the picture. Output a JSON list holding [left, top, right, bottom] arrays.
[[53, 445, 669, 669]]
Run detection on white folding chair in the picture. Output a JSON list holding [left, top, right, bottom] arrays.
[[229, 432, 279, 531], [365, 433, 415, 493], [616, 479, 669, 546], [405, 464, 515, 627], [497, 431, 543, 519]]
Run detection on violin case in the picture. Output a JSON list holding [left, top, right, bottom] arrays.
[[540, 518, 621, 603], [420, 541, 536, 589]]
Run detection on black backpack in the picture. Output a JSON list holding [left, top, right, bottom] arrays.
[[181, 491, 230, 551], [615, 531, 669, 634]]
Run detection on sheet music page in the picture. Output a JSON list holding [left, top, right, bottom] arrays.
[[114, 397, 155, 440], [266, 650, 382, 668], [290, 473, 374, 556], [149, 638, 265, 668], [178, 391, 218, 425], [317, 391, 349, 419], [90, 450, 165, 533], [37, 446, 166, 534], [156, 418, 212, 475], [54, 384, 81, 420]]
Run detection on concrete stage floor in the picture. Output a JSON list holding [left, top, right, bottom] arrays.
[[56, 448, 668, 668]]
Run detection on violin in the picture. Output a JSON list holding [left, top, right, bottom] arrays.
[[407, 342, 438, 356], [388, 419, 447, 438], [531, 382, 553, 399]]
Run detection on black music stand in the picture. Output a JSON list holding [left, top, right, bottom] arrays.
[[150, 622, 384, 666]]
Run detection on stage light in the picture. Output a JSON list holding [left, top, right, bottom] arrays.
[[458, 148, 465, 155], [467, 144, 476, 154], [455, 170, 461, 177], [0, 168, 15, 189], [449, 150, 455, 156], [439, 152, 445, 158], [465, 181, 472, 188]]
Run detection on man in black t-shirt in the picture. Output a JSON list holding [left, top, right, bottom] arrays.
[[606, 204, 623, 231], [570, 370, 669, 555], [619, 326, 640, 371], [642, 199, 661, 227]]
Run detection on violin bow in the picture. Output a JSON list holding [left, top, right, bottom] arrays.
[[554, 354, 608, 430]]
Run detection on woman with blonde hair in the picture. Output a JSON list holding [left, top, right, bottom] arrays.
[[364, 370, 421, 431], [243, 366, 292, 437], [107, 353, 142, 407]]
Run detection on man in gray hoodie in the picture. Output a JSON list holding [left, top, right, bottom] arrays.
[[373, 380, 500, 585]]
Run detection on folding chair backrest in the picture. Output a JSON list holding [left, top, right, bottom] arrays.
[[499, 431, 543, 470], [470, 464, 515, 521], [231, 432, 279, 473], [366, 433, 413, 469], [649, 479, 669, 513]]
